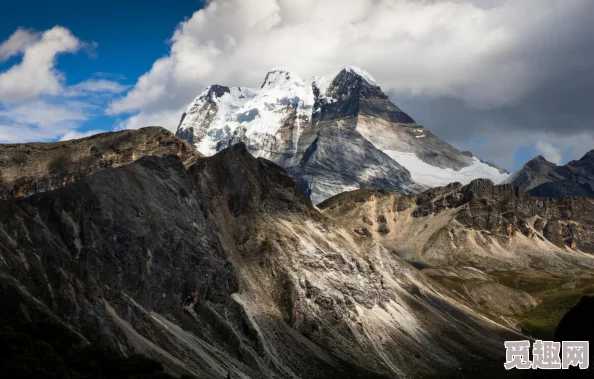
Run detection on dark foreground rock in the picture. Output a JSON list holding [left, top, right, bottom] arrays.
[[0, 138, 521, 378]]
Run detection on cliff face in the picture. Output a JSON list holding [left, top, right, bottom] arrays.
[[0, 127, 201, 200], [319, 180, 594, 337], [320, 179, 594, 271], [0, 138, 522, 378]]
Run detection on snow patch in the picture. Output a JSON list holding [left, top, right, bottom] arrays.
[[384, 150, 509, 187], [183, 76, 315, 157], [180, 65, 381, 157], [312, 73, 337, 97]]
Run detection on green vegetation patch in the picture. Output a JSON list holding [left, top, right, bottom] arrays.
[[517, 292, 584, 340], [433, 270, 594, 341], [491, 270, 594, 340]]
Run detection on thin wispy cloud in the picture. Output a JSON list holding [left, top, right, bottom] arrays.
[[59, 129, 106, 141], [65, 79, 129, 96]]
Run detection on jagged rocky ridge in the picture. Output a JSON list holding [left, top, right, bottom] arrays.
[[320, 179, 594, 271], [0, 127, 201, 200], [505, 150, 594, 198], [0, 131, 523, 378], [176, 65, 508, 203]]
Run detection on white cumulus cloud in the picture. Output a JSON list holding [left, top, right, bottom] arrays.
[[0, 27, 126, 142], [109, 0, 591, 119], [535, 141, 563, 164], [107, 0, 594, 169], [0, 27, 81, 102]]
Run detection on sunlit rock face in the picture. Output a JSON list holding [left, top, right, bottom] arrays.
[[319, 179, 594, 271], [0, 127, 201, 200]]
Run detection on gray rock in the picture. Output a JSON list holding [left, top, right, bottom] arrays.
[[506, 150, 594, 198], [0, 136, 522, 378], [0, 126, 201, 200]]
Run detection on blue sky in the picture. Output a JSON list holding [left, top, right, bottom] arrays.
[[0, 0, 202, 138], [0, 0, 201, 82], [1, 0, 592, 172]]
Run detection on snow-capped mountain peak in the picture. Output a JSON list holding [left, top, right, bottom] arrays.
[[343, 64, 377, 85], [176, 66, 509, 203], [311, 64, 377, 97], [260, 68, 304, 89]]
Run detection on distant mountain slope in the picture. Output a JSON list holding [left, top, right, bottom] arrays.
[[176, 65, 508, 203], [506, 150, 594, 198], [319, 180, 594, 342], [503, 155, 557, 190], [0, 127, 201, 200], [319, 179, 594, 271]]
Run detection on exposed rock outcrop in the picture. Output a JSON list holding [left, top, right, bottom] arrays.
[[0, 127, 201, 200], [320, 179, 594, 270]]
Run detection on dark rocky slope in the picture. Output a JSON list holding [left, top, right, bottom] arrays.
[[0, 320, 180, 379], [0, 127, 201, 200], [523, 296, 594, 379], [556, 296, 594, 343], [0, 138, 522, 378], [503, 155, 557, 191]]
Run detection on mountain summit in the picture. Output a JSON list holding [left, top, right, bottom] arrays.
[[176, 66, 508, 203], [507, 149, 594, 198]]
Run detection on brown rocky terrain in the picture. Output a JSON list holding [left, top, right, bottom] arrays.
[[0, 127, 201, 200], [319, 181, 594, 338], [0, 132, 524, 378], [319, 179, 594, 270]]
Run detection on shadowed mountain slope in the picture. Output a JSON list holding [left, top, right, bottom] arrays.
[[0, 138, 522, 378]]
